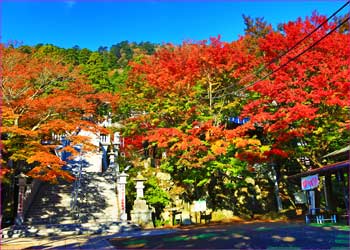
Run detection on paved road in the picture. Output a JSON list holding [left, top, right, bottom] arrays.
[[2, 222, 349, 249], [109, 222, 350, 249], [0, 227, 177, 249]]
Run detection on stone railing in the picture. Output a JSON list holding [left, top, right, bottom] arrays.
[[23, 178, 42, 217]]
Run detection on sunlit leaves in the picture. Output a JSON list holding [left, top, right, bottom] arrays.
[[1, 45, 116, 182], [239, 13, 350, 167]]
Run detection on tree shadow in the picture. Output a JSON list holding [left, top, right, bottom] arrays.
[[21, 159, 117, 229], [19, 223, 142, 249], [108, 222, 350, 249], [24, 181, 73, 225], [74, 171, 113, 223], [9, 222, 349, 249]]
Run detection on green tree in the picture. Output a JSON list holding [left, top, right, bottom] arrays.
[[144, 175, 171, 221], [64, 46, 80, 65], [78, 48, 92, 64], [82, 52, 114, 92]]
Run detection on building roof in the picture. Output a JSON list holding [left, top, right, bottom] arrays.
[[288, 160, 350, 179]]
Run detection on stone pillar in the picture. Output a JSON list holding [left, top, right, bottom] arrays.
[[15, 173, 27, 225], [118, 172, 128, 221], [112, 132, 120, 176], [100, 132, 111, 173], [116, 174, 121, 218]]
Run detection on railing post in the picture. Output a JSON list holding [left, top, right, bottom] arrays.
[[15, 173, 28, 225]]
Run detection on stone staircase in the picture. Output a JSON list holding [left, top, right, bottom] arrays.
[[72, 170, 119, 224], [24, 181, 73, 225], [1, 152, 140, 238]]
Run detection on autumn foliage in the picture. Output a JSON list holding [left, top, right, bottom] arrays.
[[239, 14, 350, 166], [122, 13, 349, 174], [1, 45, 119, 182], [1, 13, 348, 194]]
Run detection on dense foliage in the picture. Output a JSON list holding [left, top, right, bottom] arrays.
[[1, 13, 349, 221], [3, 45, 122, 181], [119, 13, 349, 215]]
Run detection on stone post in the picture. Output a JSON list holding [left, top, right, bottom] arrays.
[[15, 173, 27, 225], [118, 172, 129, 221], [112, 132, 120, 178]]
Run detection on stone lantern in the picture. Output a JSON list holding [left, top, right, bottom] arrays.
[[130, 172, 153, 228], [135, 172, 146, 200]]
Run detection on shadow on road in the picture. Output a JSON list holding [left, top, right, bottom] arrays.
[[109, 221, 350, 249]]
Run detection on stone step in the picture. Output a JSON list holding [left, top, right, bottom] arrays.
[[25, 214, 72, 220], [32, 192, 72, 198], [27, 204, 70, 210], [27, 204, 71, 210], [26, 208, 74, 214], [1, 221, 140, 238], [75, 216, 118, 224], [32, 196, 69, 200], [36, 191, 72, 196], [22, 151, 119, 233], [25, 212, 73, 220], [40, 185, 72, 189], [35, 191, 72, 196], [25, 217, 77, 225], [27, 202, 72, 208], [36, 188, 72, 193], [25, 211, 116, 219], [26, 217, 119, 225], [29, 196, 72, 204]]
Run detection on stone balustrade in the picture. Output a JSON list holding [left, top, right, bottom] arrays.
[[23, 179, 42, 216]]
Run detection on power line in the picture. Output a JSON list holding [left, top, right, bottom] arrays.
[[213, 15, 350, 100], [212, 1, 350, 97]]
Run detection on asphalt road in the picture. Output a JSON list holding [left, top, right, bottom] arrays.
[[109, 221, 350, 249]]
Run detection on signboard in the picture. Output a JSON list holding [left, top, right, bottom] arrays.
[[301, 174, 319, 190], [229, 117, 249, 125], [193, 200, 206, 212]]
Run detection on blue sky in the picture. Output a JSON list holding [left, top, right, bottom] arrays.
[[1, 1, 348, 51]]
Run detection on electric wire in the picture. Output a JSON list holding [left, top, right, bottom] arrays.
[[212, 15, 350, 100], [210, 1, 350, 98]]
